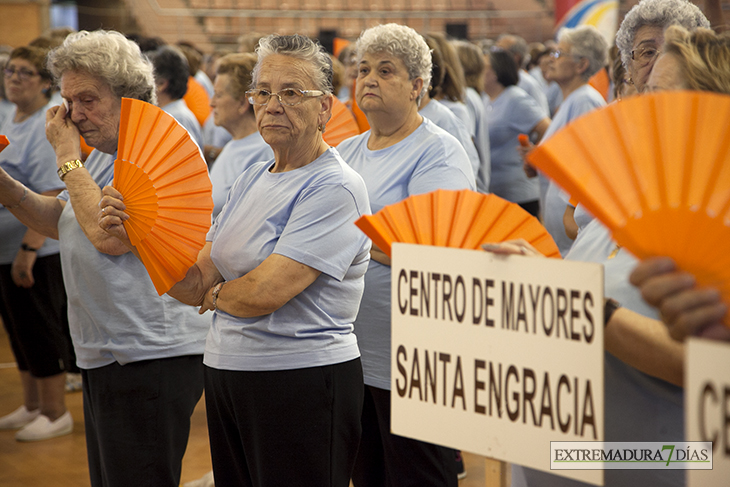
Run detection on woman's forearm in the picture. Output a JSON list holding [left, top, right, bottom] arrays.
[[605, 307, 684, 387]]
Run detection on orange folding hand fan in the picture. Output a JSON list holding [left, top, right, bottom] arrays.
[[0, 135, 8, 153], [113, 98, 213, 295], [323, 98, 360, 147], [527, 91, 730, 326], [355, 189, 561, 258]]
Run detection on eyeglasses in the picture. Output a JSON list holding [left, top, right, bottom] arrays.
[[3, 66, 40, 81], [630, 46, 660, 67], [550, 50, 571, 60], [245, 88, 324, 107]]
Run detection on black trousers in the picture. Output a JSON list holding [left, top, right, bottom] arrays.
[[82, 355, 204, 487], [205, 358, 364, 487], [351, 385, 458, 487], [0, 254, 75, 376]]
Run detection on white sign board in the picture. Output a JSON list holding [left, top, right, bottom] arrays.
[[686, 338, 730, 487], [391, 243, 605, 485]]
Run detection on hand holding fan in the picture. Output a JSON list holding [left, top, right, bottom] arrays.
[[355, 189, 560, 258], [526, 91, 730, 326], [113, 98, 213, 295]]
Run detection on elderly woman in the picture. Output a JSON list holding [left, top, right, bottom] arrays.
[[485, 48, 550, 216], [503, 15, 721, 487], [0, 31, 208, 487], [0, 46, 74, 442], [537, 25, 608, 256], [102, 34, 371, 487], [336, 23, 474, 487], [148, 45, 205, 149], [631, 26, 730, 343], [208, 52, 273, 217], [615, 0, 709, 93]]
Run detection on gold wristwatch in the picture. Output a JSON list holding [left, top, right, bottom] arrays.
[[57, 159, 85, 181]]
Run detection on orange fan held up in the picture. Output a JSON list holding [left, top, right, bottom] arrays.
[[527, 90, 730, 327], [0, 135, 9, 153], [113, 98, 213, 295], [355, 189, 561, 258]]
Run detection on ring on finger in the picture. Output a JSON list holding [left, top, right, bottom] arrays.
[[101, 206, 106, 215]]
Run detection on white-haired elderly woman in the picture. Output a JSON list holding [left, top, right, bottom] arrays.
[[508, 10, 714, 487], [101, 34, 371, 487], [336, 23, 474, 487], [536, 25, 608, 257], [615, 0, 709, 93], [0, 30, 208, 487]]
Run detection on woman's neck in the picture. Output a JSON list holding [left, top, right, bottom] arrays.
[[484, 83, 505, 100], [14, 95, 48, 124], [271, 136, 329, 173], [559, 77, 586, 100], [366, 105, 422, 151], [228, 114, 258, 141]]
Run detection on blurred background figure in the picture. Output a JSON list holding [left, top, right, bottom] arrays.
[[0, 45, 74, 442], [453, 39, 491, 192], [537, 25, 608, 256], [419, 34, 481, 185], [148, 45, 204, 150], [496, 34, 550, 117], [528, 46, 563, 116], [484, 47, 550, 217], [208, 52, 273, 217]]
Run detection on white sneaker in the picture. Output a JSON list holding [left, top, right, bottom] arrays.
[[183, 471, 214, 487], [0, 405, 40, 430], [15, 410, 73, 441]]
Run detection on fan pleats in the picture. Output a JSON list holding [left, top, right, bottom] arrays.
[[355, 189, 561, 258], [113, 98, 213, 295]]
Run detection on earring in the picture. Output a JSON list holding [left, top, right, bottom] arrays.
[[318, 124, 325, 132]]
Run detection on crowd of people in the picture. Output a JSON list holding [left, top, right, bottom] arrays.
[[0, 0, 728, 486]]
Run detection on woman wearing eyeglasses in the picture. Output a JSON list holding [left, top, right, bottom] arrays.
[[534, 26, 608, 257], [101, 33, 371, 487], [0, 46, 75, 441]]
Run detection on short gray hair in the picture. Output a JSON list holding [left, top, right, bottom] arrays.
[[559, 25, 609, 81], [355, 23, 432, 104], [252, 34, 333, 94], [615, 0, 709, 68], [498, 34, 529, 67], [48, 30, 156, 105]]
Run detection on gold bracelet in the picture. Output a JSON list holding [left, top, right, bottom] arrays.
[[57, 159, 85, 181], [4, 185, 27, 209]]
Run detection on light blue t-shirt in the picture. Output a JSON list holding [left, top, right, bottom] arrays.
[[205, 148, 371, 372], [57, 150, 209, 369], [209, 132, 274, 217], [162, 99, 204, 150], [338, 118, 475, 390], [440, 99, 474, 137], [0, 99, 14, 128], [466, 87, 491, 193], [420, 99, 481, 181], [0, 102, 62, 264], [486, 85, 544, 204], [518, 70, 550, 117], [529, 66, 563, 117], [513, 219, 684, 487], [540, 84, 606, 256], [203, 114, 233, 148]]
